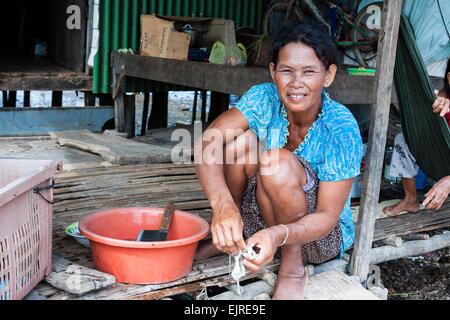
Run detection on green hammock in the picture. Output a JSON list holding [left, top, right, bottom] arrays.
[[393, 15, 450, 181]]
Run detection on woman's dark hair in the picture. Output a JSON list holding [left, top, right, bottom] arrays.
[[271, 20, 338, 70], [444, 57, 450, 95]]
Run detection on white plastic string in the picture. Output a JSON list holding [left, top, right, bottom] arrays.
[[196, 285, 209, 300], [229, 245, 257, 296]]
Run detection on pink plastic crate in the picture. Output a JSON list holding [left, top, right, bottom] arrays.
[[0, 159, 62, 300]]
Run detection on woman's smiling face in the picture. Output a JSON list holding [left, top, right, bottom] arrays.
[[270, 42, 336, 114]]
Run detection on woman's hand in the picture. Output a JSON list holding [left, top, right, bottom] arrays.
[[432, 90, 450, 117], [422, 176, 450, 210], [243, 226, 286, 272], [211, 201, 246, 255]]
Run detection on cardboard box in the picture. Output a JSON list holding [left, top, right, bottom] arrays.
[[140, 15, 191, 60], [158, 15, 237, 48], [140, 15, 236, 60]]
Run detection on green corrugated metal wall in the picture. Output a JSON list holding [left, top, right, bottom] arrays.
[[93, 0, 266, 93]]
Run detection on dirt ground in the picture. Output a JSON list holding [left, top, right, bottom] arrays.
[[378, 229, 449, 300]]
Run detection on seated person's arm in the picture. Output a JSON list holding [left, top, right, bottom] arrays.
[[432, 89, 450, 117], [422, 175, 450, 210]]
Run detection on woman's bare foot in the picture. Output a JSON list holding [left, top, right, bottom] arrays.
[[272, 267, 308, 300], [383, 198, 420, 216], [194, 239, 223, 261]]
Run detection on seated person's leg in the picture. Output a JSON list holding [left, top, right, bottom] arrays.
[[384, 133, 420, 216]]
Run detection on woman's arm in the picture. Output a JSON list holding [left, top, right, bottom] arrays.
[[243, 178, 354, 272], [286, 178, 354, 244], [194, 108, 250, 254]]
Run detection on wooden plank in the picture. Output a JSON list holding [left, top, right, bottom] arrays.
[[0, 107, 114, 135], [304, 270, 380, 300], [211, 280, 274, 300], [50, 129, 178, 164], [110, 52, 377, 105], [54, 179, 200, 200], [350, 0, 404, 282], [75, 260, 280, 300], [55, 167, 192, 182], [373, 201, 450, 241], [45, 255, 116, 295], [0, 57, 81, 76], [34, 283, 61, 298], [53, 175, 199, 196], [53, 191, 209, 211], [0, 74, 92, 91], [0, 57, 92, 91], [111, 52, 269, 97], [53, 164, 197, 181]]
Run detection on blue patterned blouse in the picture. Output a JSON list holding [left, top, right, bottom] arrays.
[[233, 83, 363, 258]]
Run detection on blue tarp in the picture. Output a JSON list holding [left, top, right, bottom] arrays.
[[358, 0, 450, 65]]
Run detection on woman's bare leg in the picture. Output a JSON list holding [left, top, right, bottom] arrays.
[[256, 148, 309, 300], [195, 130, 260, 260]]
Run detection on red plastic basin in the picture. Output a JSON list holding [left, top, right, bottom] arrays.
[[78, 207, 210, 284]]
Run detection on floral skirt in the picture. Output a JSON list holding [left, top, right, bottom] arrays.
[[240, 156, 342, 264]]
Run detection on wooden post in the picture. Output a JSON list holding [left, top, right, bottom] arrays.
[[2, 91, 7, 107], [23, 91, 30, 107], [7, 91, 17, 107], [141, 92, 150, 136], [201, 90, 207, 123], [113, 91, 135, 137], [113, 71, 126, 133], [99, 93, 114, 106], [84, 91, 95, 106], [192, 91, 198, 124], [51, 91, 63, 107], [350, 0, 403, 282], [148, 92, 168, 129], [124, 94, 136, 138], [208, 91, 229, 123]]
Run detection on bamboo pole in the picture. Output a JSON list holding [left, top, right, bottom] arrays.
[[350, 0, 404, 282]]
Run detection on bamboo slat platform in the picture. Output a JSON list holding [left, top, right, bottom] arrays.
[[41, 163, 449, 300], [51, 163, 214, 272], [45, 163, 280, 300]]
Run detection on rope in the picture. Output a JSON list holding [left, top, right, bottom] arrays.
[[33, 180, 55, 204], [196, 285, 209, 300], [229, 245, 258, 296]]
